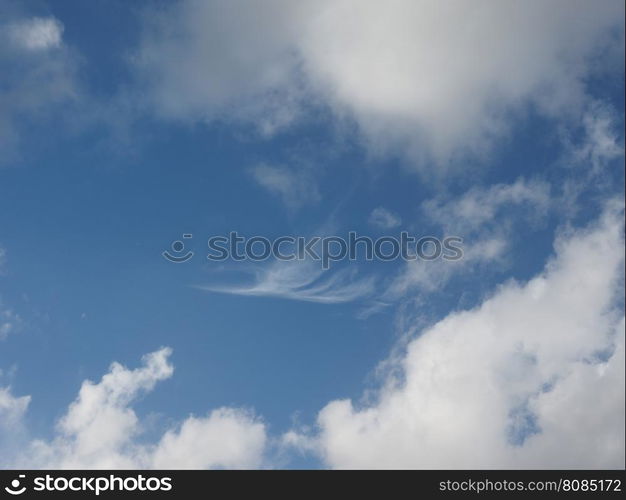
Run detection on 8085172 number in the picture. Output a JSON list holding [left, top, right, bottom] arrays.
[[560, 478, 621, 492]]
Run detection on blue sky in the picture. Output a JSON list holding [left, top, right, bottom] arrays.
[[0, 0, 624, 469]]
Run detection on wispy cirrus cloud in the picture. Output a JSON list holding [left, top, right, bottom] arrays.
[[0, 306, 19, 341], [7, 17, 63, 51], [422, 178, 551, 234], [0, 248, 21, 341], [249, 163, 320, 211], [197, 260, 375, 304], [566, 100, 624, 174], [385, 178, 552, 298], [368, 207, 401, 230]]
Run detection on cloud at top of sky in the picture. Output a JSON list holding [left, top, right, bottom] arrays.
[[0, 9, 80, 162], [133, 0, 624, 169], [2, 1, 622, 173]]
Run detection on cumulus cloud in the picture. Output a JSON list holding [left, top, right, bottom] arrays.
[[291, 202, 624, 468], [250, 163, 320, 210], [151, 408, 266, 469], [3, 348, 268, 469], [133, 0, 624, 167], [0, 386, 30, 466], [368, 207, 402, 230], [298, 0, 624, 165]]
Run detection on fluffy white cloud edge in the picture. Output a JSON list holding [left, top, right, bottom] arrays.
[[291, 200, 624, 468], [1, 349, 267, 470]]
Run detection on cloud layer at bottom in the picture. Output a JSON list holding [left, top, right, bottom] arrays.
[[300, 202, 624, 468], [1, 349, 267, 469], [1, 203, 623, 469]]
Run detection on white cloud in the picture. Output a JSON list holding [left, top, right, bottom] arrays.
[[0, 247, 20, 339], [298, 0, 623, 166], [0, 386, 30, 466], [521, 317, 625, 466], [0, 247, 6, 272], [133, 0, 312, 134], [0, 14, 79, 161], [291, 201, 624, 468], [385, 236, 507, 300], [0, 323, 11, 339], [423, 178, 551, 234], [151, 408, 266, 469], [574, 102, 623, 172], [199, 260, 375, 304], [7, 17, 63, 51], [0, 307, 20, 341], [4, 348, 268, 469], [386, 178, 550, 298], [250, 163, 320, 210], [133, 0, 624, 167], [0, 387, 30, 430], [45, 348, 174, 469], [368, 207, 401, 230], [555, 101, 624, 217], [3, 205, 623, 469]]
